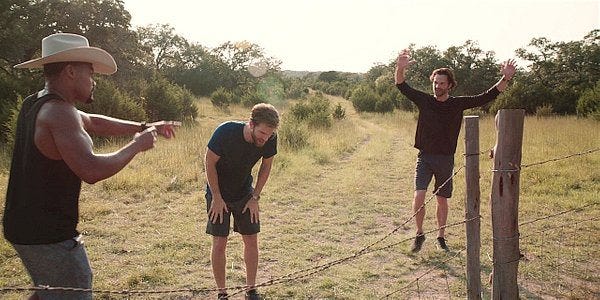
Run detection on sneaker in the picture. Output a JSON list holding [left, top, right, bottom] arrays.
[[217, 292, 229, 300], [245, 289, 261, 300], [411, 234, 426, 253], [437, 237, 449, 251]]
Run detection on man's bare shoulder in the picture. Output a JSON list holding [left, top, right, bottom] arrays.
[[37, 99, 81, 128]]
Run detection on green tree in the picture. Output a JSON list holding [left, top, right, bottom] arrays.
[[576, 80, 600, 118], [515, 30, 600, 114], [137, 23, 189, 71]]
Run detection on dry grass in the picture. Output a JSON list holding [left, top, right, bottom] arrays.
[[0, 97, 598, 299]]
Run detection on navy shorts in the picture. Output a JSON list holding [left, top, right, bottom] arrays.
[[205, 193, 260, 237], [414, 152, 454, 198]]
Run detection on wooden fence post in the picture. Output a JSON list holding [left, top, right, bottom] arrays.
[[464, 116, 482, 300], [490, 109, 525, 299]]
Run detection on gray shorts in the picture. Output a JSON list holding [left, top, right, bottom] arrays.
[[414, 152, 454, 198], [205, 193, 260, 237], [11, 235, 92, 300]]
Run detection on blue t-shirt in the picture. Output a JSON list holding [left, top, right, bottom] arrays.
[[206, 121, 277, 202]]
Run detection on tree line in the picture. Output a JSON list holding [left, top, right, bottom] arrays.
[[1, 0, 598, 144]]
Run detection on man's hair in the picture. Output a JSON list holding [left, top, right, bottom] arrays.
[[251, 103, 279, 128], [430, 68, 457, 90]]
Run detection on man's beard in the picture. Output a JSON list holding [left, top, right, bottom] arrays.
[[86, 92, 94, 104], [251, 129, 264, 147], [434, 88, 448, 98], [86, 82, 96, 104]]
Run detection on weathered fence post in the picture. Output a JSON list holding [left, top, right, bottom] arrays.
[[464, 116, 481, 300], [490, 109, 525, 299]]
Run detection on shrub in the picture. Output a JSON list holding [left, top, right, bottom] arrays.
[[278, 118, 309, 150], [576, 80, 600, 118], [144, 75, 198, 121], [241, 92, 264, 108], [288, 93, 332, 128], [210, 87, 234, 108], [350, 85, 379, 112], [374, 97, 395, 113], [3, 95, 23, 146], [332, 103, 346, 120], [535, 104, 554, 118], [285, 80, 309, 99], [256, 75, 285, 105], [82, 78, 146, 122]]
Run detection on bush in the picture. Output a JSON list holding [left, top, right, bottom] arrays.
[[350, 85, 379, 112], [576, 80, 600, 118], [285, 80, 309, 99], [535, 104, 554, 118], [144, 75, 198, 121], [81, 78, 146, 122], [241, 92, 264, 108], [288, 93, 332, 128], [210, 87, 234, 108], [3, 95, 23, 146], [332, 103, 346, 120], [374, 97, 395, 113], [278, 118, 309, 150], [256, 75, 285, 105]]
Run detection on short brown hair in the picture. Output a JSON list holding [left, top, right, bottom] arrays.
[[430, 68, 457, 90], [251, 103, 279, 128]]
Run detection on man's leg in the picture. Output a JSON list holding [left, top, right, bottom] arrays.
[[410, 190, 427, 252], [211, 236, 228, 293], [436, 195, 448, 238], [12, 236, 92, 300], [413, 190, 427, 235], [241, 234, 258, 288], [432, 154, 453, 251]]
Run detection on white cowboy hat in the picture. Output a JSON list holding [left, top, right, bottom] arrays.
[[14, 33, 117, 75]]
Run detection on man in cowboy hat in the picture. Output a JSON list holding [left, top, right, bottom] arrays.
[[3, 32, 180, 299]]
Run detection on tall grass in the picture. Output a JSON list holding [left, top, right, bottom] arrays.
[[0, 98, 598, 299]]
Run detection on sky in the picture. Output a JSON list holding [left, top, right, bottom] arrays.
[[123, 0, 599, 73]]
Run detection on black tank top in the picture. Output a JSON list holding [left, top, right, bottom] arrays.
[[3, 92, 82, 244]]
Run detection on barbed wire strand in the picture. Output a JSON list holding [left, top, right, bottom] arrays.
[[520, 215, 600, 240], [463, 146, 495, 158], [521, 147, 600, 168], [229, 216, 481, 297], [3, 147, 597, 296], [357, 165, 465, 256], [519, 202, 599, 227]]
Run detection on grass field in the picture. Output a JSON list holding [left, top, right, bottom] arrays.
[[0, 96, 599, 299]]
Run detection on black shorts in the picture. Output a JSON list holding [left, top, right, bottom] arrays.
[[205, 193, 260, 237], [414, 152, 454, 198]]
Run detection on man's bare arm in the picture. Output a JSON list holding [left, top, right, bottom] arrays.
[[39, 101, 156, 183]]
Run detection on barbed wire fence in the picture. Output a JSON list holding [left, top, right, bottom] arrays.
[[1, 145, 598, 299], [0, 165, 469, 299], [481, 145, 600, 299]]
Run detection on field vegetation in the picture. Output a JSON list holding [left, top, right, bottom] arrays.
[[1, 96, 598, 299]]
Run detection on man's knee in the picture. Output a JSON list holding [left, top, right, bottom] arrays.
[[212, 236, 228, 252]]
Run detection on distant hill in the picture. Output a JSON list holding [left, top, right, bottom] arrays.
[[280, 70, 320, 78], [280, 70, 364, 79]]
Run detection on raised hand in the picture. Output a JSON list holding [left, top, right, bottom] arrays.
[[501, 59, 517, 80], [396, 49, 416, 70]]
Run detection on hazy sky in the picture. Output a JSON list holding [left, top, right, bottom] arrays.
[[123, 0, 599, 73]]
